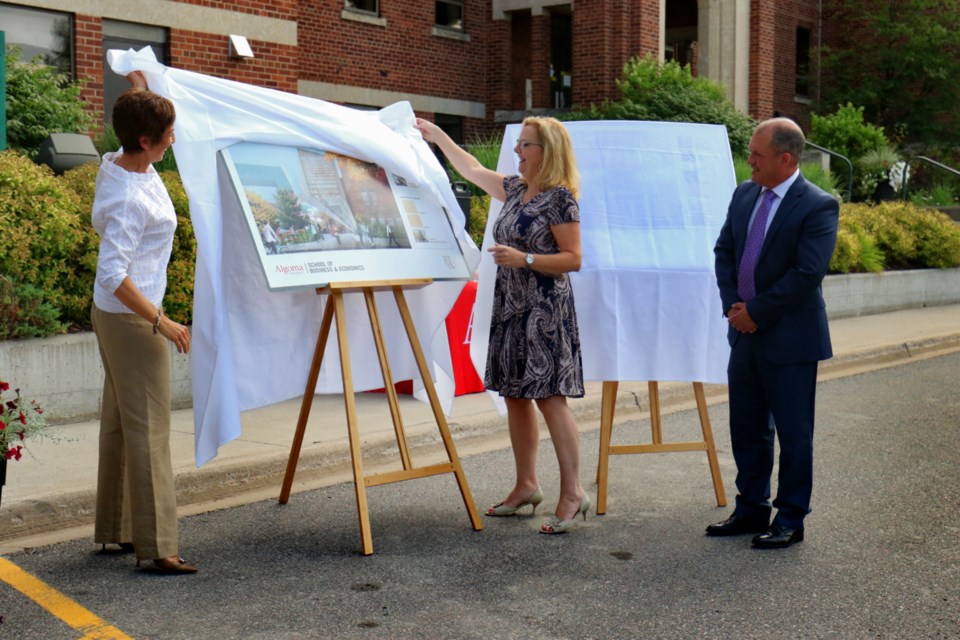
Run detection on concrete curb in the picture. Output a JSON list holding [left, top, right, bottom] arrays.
[[3, 329, 958, 547]]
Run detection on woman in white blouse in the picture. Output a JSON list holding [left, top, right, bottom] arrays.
[[91, 72, 196, 575]]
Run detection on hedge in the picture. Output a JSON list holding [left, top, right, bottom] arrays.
[[0, 150, 195, 338]]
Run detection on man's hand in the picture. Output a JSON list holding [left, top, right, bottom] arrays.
[[728, 302, 758, 334]]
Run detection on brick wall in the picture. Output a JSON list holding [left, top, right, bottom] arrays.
[[749, 0, 777, 120], [770, 0, 820, 131], [168, 30, 298, 93], [75, 15, 104, 122], [297, 0, 488, 104], [74, 1, 299, 135], [175, 0, 295, 20], [64, 0, 823, 140], [572, 0, 660, 107]]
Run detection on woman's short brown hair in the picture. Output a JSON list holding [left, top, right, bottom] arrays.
[[112, 89, 176, 153]]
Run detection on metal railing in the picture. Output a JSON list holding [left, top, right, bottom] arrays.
[[804, 140, 853, 202], [900, 156, 960, 201]]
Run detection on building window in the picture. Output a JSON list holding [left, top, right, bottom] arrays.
[[436, 0, 464, 31], [102, 20, 168, 125], [345, 0, 378, 15], [0, 3, 73, 76], [435, 114, 464, 145], [795, 27, 811, 98]]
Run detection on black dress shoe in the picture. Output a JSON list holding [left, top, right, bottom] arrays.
[[752, 524, 804, 549], [705, 513, 770, 537]]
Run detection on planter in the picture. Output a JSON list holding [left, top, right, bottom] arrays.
[[0, 456, 5, 507], [822, 268, 960, 319], [936, 205, 960, 223]]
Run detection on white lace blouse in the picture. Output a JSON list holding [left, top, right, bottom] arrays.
[[92, 151, 177, 314]]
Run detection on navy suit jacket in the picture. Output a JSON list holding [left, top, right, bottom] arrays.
[[714, 174, 840, 364]]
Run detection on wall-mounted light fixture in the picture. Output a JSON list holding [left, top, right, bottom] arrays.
[[228, 34, 254, 59]]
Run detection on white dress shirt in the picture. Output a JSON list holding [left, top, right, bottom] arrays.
[[92, 151, 177, 314], [747, 168, 801, 237]]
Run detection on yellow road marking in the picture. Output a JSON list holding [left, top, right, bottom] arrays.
[[0, 557, 133, 639]]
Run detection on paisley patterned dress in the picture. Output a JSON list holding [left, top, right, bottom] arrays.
[[485, 175, 584, 399]]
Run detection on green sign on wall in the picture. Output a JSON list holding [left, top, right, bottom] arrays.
[[1, 31, 6, 151]]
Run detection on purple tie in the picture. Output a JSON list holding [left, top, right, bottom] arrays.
[[738, 189, 777, 302]]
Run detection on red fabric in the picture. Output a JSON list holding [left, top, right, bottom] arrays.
[[445, 281, 485, 396]]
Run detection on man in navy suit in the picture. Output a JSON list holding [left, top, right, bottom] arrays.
[[709, 118, 839, 548]]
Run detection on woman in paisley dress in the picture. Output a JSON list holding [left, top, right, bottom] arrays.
[[415, 116, 588, 534]]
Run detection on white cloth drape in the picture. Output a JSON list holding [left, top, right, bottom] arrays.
[[470, 121, 734, 402], [106, 48, 480, 466]]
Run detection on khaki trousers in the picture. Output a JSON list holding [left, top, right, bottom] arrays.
[[92, 305, 178, 561]]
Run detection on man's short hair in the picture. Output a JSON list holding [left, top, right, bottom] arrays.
[[765, 118, 806, 160]]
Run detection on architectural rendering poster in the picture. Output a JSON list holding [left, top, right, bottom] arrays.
[[219, 142, 472, 290]]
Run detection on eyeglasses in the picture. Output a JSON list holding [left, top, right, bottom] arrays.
[[516, 139, 543, 150]]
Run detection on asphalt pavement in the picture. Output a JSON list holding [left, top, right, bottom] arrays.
[[0, 351, 958, 639]]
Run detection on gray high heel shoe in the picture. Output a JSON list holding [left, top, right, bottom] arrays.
[[486, 486, 545, 517], [539, 493, 590, 534]]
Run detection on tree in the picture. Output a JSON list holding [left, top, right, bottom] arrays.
[[819, 0, 960, 146], [273, 186, 309, 231], [4, 46, 93, 159], [568, 56, 755, 157]]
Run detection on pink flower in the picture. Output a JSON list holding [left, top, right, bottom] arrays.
[[5, 445, 23, 461], [0, 381, 8, 391]]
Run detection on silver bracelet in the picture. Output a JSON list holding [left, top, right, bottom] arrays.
[[153, 309, 162, 334]]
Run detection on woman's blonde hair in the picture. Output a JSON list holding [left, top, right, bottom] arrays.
[[522, 116, 580, 200]]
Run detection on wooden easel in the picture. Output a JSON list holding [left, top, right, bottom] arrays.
[[278, 278, 483, 555], [595, 380, 726, 514]]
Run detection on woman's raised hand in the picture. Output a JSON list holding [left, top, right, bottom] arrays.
[[126, 70, 148, 91], [414, 117, 442, 143]]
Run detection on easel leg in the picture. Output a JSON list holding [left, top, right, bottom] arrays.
[[363, 289, 412, 470], [595, 380, 617, 515], [693, 382, 727, 507], [279, 296, 335, 504], [648, 381, 662, 444], [393, 287, 482, 531], [332, 291, 375, 555]]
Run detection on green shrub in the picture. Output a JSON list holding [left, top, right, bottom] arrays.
[[829, 227, 861, 274], [0, 151, 96, 332], [0, 154, 196, 337], [0, 276, 68, 339], [833, 201, 960, 272], [468, 195, 491, 249], [447, 135, 502, 198], [733, 157, 751, 184], [800, 162, 840, 201], [910, 182, 958, 208], [4, 46, 93, 159], [732, 158, 838, 200], [159, 172, 196, 325], [810, 104, 889, 160], [810, 104, 897, 202], [575, 56, 754, 157]]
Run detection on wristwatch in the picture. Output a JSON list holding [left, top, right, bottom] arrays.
[[525, 253, 535, 268]]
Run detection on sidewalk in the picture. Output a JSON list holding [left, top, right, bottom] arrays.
[[2, 304, 958, 551]]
